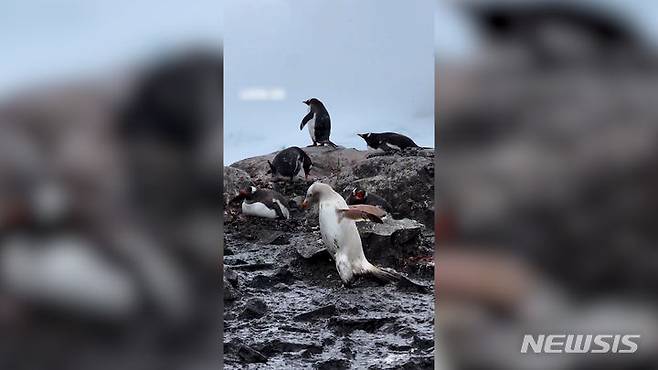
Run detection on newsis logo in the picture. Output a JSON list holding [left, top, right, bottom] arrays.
[[521, 334, 640, 354]]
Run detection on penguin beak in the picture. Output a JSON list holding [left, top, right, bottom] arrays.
[[301, 198, 310, 209], [303, 100, 309, 105], [357, 133, 365, 138]]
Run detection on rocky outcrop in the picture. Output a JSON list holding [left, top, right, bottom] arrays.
[[227, 146, 434, 226], [223, 146, 435, 369]]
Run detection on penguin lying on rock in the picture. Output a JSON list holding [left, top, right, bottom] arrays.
[[302, 182, 398, 284], [346, 187, 393, 214], [267, 146, 312, 181], [357, 132, 426, 152], [233, 186, 290, 220], [300, 98, 337, 148]]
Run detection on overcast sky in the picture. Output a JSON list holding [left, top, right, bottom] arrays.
[[224, 0, 435, 164]]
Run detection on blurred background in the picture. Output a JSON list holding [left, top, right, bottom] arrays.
[[437, 0, 658, 369], [0, 1, 221, 369], [224, 0, 434, 165]]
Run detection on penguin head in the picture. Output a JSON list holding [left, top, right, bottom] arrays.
[[357, 133, 377, 148], [266, 160, 276, 176], [302, 182, 331, 209], [352, 187, 368, 201], [303, 98, 322, 108], [238, 186, 257, 198]]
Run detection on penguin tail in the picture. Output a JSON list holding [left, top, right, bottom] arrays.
[[365, 263, 400, 283], [325, 140, 338, 148]]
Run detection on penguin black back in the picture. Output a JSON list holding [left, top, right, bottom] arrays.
[[357, 132, 419, 151], [268, 146, 313, 180], [300, 98, 336, 147]]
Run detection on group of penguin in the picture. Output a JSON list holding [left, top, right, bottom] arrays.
[[231, 98, 425, 285]]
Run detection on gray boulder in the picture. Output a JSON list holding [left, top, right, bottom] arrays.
[[357, 218, 425, 266]]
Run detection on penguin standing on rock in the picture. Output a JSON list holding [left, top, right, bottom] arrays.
[[267, 146, 313, 181], [233, 186, 290, 220], [302, 182, 398, 284], [357, 132, 423, 152], [300, 98, 337, 148]]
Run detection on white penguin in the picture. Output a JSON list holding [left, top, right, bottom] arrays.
[[302, 182, 397, 284]]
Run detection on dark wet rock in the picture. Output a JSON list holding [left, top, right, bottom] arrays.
[[314, 358, 351, 370], [224, 147, 435, 367], [358, 218, 424, 266], [223, 276, 239, 301], [328, 316, 395, 334], [294, 304, 337, 321], [255, 339, 323, 356], [224, 266, 238, 287], [397, 355, 434, 370], [280, 324, 312, 333], [239, 298, 267, 320], [248, 267, 296, 288], [230, 262, 274, 271], [223, 166, 253, 205], [412, 335, 434, 351], [267, 232, 290, 245], [301, 346, 323, 358], [273, 283, 290, 291], [340, 338, 356, 359], [223, 257, 248, 266], [233, 342, 268, 364], [295, 243, 329, 260]]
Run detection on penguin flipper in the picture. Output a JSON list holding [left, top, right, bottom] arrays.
[[270, 200, 288, 219], [338, 205, 386, 223], [300, 111, 313, 130]]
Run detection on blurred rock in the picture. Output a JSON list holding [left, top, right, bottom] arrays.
[[223, 166, 253, 205]]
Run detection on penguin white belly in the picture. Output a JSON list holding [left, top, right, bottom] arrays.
[[318, 203, 342, 256], [242, 201, 277, 219], [307, 115, 316, 141], [318, 200, 367, 282]]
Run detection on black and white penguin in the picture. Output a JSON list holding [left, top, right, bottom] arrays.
[[302, 182, 398, 284], [346, 188, 393, 213], [236, 186, 290, 220], [357, 132, 421, 152], [267, 146, 313, 181], [300, 98, 337, 147]]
